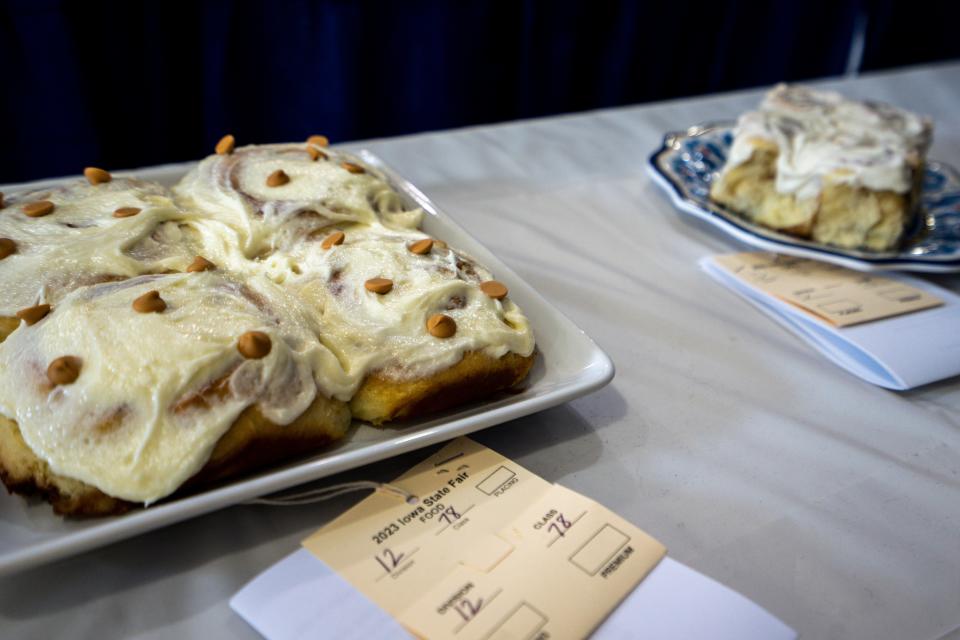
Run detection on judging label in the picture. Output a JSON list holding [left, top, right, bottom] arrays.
[[302, 437, 666, 639], [713, 252, 943, 327]]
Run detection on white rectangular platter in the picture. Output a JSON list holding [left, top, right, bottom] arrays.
[[0, 151, 614, 576]]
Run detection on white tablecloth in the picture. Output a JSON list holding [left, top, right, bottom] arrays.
[[4, 62, 960, 640]]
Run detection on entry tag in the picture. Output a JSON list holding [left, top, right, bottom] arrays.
[[713, 252, 943, 327], [302, 437, 666, 639]]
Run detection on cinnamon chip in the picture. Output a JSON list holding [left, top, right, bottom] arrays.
[[307, 135, 329, 148], [364, 277, 393, 294], [341, 161, 366, 174], [480, 280, 508, 300], [321, 230, 345, 249], [186, 255, 216, 272], [408, 238, 434, 255], [23, 200, 55, 217], [0, 238, 15, 259], [215, 134, 235, 155], [307, 146, 328, 161], [83, 167, 112, 185], [16, 304, 51, 326], [47, 356, 81, 386], [266, 169, 290, 187], [427, 313, 456, 338], [238, 331, 271, 359], [132, 290, 167, 313], [113, 207, 141, 218]]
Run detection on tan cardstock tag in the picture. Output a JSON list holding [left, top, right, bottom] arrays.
[[713, 252, 943, 327], [302, 437, 666, 640]]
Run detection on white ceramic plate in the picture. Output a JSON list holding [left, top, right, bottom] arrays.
[[648, 123, 960, 273], [0, 152, 614, 576]]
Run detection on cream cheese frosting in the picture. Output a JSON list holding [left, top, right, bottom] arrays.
[[0, 178, 231, 316], [721, 84, 932, 200], [173, 144, 424, 257], [0, 144, 535, 506], [267, 223, 535, 382], [0, 272, 353, 503]]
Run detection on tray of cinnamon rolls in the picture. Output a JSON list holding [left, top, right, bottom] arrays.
[[0, 136, 612, 574]]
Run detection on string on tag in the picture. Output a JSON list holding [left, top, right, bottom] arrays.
[[245, 480, 418, 506]]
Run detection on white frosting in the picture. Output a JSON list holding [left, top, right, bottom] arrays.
[[0, 179, 196, 316], [173, 144, 424, 257], [722, 84, 932, 200], [0, 272, 353, 503], [266, 223, 535, 381], [0, 144, 535, 505]]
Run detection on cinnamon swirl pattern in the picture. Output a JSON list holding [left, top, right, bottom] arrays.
[[0, 272, 352, 504], [0, 178, 191, 320], [0, 141, 535, 514], [173, 143, 423, 257]]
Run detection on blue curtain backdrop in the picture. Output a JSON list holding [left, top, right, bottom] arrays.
[[0, 0, 956, 183]]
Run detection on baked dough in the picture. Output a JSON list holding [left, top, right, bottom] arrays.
[[178, 145, 536, 426], [0, 395, 350, 516], [350, 351, 535, 425], [0, 272, 353, 510], [710, 84, 931, 251], [0, 144, 536, 516]]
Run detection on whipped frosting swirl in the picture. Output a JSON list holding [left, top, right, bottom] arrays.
[[722, 84, 932, 200], [173, 144, 424, 257], [0, 178, 232, 316], [267, 223, 535, 382], [0, 144, 536, 505], [0, 272, 352, 503]]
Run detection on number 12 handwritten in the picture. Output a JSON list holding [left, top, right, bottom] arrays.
[[375, 548, 405, 573]]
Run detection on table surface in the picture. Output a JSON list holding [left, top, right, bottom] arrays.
[[4, 62, 960, 640]]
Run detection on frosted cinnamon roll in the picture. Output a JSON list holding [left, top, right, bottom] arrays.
[[269, 223, 536, 424], [710, 84, 932, 250], [0, 177, 231, 340], [0, 142, 539, 517], [172, 143, 424, 257], [0, 272, 352, 514]]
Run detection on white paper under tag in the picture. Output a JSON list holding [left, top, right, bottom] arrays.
[[302, 437, 666, 639], [713, 252, 943, 327], [700, 255, 960, 390]]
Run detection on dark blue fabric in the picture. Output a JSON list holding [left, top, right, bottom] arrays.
[[0, 0, 950, 183], [861, 0, 960, 71]]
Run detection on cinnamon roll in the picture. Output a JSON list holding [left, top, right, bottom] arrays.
[[0, 272, 351, 514], [0, 177, 232, 339], [272, 222, 535, 424], [177, 144, 536, 425], [710, 84, 932, 250], [0, 141, 537, 516], [173, 143, 423, 258]]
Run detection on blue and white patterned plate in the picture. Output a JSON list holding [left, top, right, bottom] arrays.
[[647, 122, 960, 272]]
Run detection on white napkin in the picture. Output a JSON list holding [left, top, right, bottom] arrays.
[[230, 549, 795, 640], [701, 256, 960, 390]]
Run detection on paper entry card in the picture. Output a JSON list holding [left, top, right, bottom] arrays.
[[713, 252, 943, 327], [303, 437, 666, 640]]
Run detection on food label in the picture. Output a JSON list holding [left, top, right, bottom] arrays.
[[302, 437, 665, 639], [713, 252, 943, 327]]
